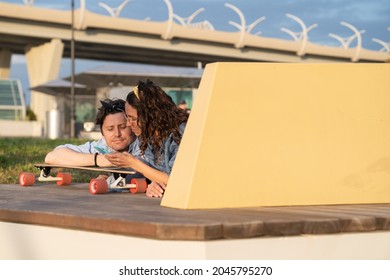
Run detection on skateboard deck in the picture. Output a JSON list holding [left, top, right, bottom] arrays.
[[19, 163, 147, 195], [33, 163, 137, 175]]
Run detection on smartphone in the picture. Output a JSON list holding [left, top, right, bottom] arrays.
[[95, 146, 109, 154]]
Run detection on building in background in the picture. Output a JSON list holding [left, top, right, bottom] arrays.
[[32, 62, 203, 138], [0, 79, 25, 120], [0, 78, 42, 137]]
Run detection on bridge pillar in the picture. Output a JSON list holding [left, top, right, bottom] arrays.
[[0, 48, 11, 78], [25, 39, 64, 131], [162, 63, 390, 209]]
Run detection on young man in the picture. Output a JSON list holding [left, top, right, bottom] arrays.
[[45, 99, 134, 168]]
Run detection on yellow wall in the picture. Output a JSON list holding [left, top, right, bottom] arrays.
[[161, 63, 390, 209]]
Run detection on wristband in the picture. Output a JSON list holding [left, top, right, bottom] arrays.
[[94, 152, 99, 167]]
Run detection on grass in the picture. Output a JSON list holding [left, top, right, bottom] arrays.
[[0, 137, 95, 184]]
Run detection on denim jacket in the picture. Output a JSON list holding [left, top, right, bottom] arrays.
[[131, 123, 186, 175]]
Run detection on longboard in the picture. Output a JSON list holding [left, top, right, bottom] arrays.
[[19, 163, 147, 195]]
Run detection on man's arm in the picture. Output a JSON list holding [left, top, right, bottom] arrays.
[[45, 148, 113, 167]]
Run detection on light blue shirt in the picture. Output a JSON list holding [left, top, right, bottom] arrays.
[[55, 138, 136, 154]]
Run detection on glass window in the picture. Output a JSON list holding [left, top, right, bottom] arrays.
[[166, 89, 193, 108], [0, 79, 26, 120]]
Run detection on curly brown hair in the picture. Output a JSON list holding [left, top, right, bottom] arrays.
[[126, 80, 188, 162]]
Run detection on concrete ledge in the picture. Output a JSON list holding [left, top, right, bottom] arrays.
[[0, 120, 42, 137], [2, 221, 390, 260]]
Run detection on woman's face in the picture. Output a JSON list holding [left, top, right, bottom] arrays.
[[125, 103, 141, 136]]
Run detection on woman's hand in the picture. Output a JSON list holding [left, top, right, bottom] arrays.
[[106, 152, 170, 188], [146, 181, 166, 198], [105, 152, 133, 168]]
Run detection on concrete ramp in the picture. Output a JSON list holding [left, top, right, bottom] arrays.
[[161, 63, 390, 209]]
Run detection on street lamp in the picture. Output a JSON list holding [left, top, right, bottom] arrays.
[[372, 27, 390, 53], [23, 0, 34, 5], [225, 3, 266, 49], [70, 0, 76, 138], [99, 0, 132, 17], [162, 0, 209, 40], [372, 38, 390, 53], [329, 21, 365, 62], [281, 13, 317, 57]]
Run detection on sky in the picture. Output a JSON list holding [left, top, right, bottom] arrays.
[[3, 0, 390, 104]]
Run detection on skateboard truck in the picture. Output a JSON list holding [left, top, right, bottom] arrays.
[[37, 166, 72, 185], [108, 173, 127, 189], [38, 166, 60, 182]]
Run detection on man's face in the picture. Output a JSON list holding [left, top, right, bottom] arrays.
[[178, 103, 187, 110], [125, 103, 141, 136], [101, 113, 132, 152]]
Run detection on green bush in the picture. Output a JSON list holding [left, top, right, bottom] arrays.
[[25, 107, 37, 121]]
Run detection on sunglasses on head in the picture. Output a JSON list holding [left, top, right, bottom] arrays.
[[100, 100, 124, 113]]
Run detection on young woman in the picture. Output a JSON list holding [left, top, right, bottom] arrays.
[[105, 80, 188, 197]]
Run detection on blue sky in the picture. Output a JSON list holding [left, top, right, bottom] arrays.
[[3, 0, 390, 104]]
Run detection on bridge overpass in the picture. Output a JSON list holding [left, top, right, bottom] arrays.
[[0, 2, 389, 130], [1, 1, 388, 71]]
